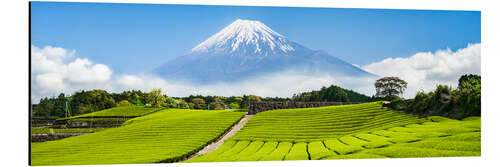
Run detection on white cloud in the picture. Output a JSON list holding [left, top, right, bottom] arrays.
[[31, 45, 113, 101], [113, 72, 376, 98], [363, 43, 481, 97], [66, 58, 112, 83], [32, 43, 480, 102]]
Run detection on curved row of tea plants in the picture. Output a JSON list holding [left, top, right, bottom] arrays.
[[186, 102, 480, 162], [31, 109, 245, 166], [53, 106, 165, 128], [231, 102, 425, 142], [57, 106, 163, 121], [31, 128, 108, 134]]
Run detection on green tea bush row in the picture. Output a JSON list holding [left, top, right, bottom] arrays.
[[31, 109, 245, 165], [186, 102, 480, 162]]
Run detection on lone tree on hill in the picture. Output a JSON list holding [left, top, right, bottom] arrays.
[[374, 76, 408, 99], [146, 88, 166, 107]]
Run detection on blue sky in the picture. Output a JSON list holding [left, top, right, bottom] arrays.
[[31, 2, 480, 74]]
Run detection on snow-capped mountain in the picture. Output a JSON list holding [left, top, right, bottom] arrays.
[[190, 19, 294, 56], [154, 19, 375, 83]]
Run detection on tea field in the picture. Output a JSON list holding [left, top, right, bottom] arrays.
[[53, 106, 165, 128], [30, 109, 245, 165], [56, 106, 163, 121], [31, 128, 107, 134], [186, 102, 480, 162]]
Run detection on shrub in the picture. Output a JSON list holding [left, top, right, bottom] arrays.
[[118, 100, 132, 107]]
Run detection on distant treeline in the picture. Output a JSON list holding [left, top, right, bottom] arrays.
[[292, 85, 376, 102], [32, 84, 375, 118], [390, 74, 481, 119], [32, 89, 291, 118]]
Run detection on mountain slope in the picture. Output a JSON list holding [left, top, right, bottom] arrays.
[[155, 19, 375, 83]]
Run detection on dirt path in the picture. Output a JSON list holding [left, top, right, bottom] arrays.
[[185, 114, 253, 160]]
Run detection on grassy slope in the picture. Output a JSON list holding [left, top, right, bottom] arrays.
[[57, 106, 163, 121], [31, 128, 108, 134], [187, 102, 480, 162], [232, 101, 425, 142], [31, 109, 245, 166]]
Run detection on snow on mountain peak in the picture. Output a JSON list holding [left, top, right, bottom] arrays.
[[190, 19, 295, 54]]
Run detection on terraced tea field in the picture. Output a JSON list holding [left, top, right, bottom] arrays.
[[31, 128, 107, 134], [186, 102, 480, 162], [31, 109, 245, 165], [62, 106, 162, 118], [52, 106, 165, 128]]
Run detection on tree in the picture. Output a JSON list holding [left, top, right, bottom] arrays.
[[456, 74, 481, 117], [162, 96, 177, 108], [130, 93, 143, 106], [191, 98, 206, 109], [209, 98, 226, 110], [187, 102, 195, 109], [228, 102, 240, 109], [118, 100, 132, 107], [70, 90, 116, 115], [146, 88, 166, 107], [374, 77, 408, 99], [458, 74, 481, 90], [249, 95, 262, 103], [177, 99, 190, 109]]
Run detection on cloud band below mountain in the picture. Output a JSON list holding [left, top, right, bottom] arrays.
[[31, 43, 480, 102]]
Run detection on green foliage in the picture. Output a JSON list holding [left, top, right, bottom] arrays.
[[177, 99, 190, 109], [231, 102, 425, 142], [260, 142, 292, 161], [189, 115, 480, 163], [71, 90, 117, 115], [324, 138, 363, 154], [308, 141, 336, 160], [240, 142, 278, 161], [374, 76, 408, 98], [209, 98, 226, 110], [456, 74, 481, 117], [31, 109, 245, 165], [31, 128, 107, 134], [389, 97, 407, 111], [292, 85, 373, 102], [33, 90, 119, 118], [111, 90, 146, 106], [228, 102, 240, 109], [395, 74, 481, 119], [57, 106, 161, 120], [284, 142, 309, 160], [230, 141, 265, 161], [117, 100, 132, 107], [145, 88, 166, 107], [191, 98, 206, 109], [249, 95, 262, 103], [187, 102, 480, 163]]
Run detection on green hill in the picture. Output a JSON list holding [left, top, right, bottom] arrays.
[[31, 109, 245, 165], [57, 106, 162, 120], [187, 102, 480, 162]]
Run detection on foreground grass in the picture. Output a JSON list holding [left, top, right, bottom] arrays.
[[31, 109, 245, 166], [187, 102, 480, 163]]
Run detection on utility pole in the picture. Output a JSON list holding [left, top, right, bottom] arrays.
[[65, 101, 70, 118]]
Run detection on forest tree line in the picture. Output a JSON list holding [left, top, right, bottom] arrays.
[[389, 74, 481, 119], [292, 85, 376, 102], [32, 84, 374, 118], [32, 89, 291, 118]]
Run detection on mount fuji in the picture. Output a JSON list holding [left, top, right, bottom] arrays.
[[154, 19, 376, 83]]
